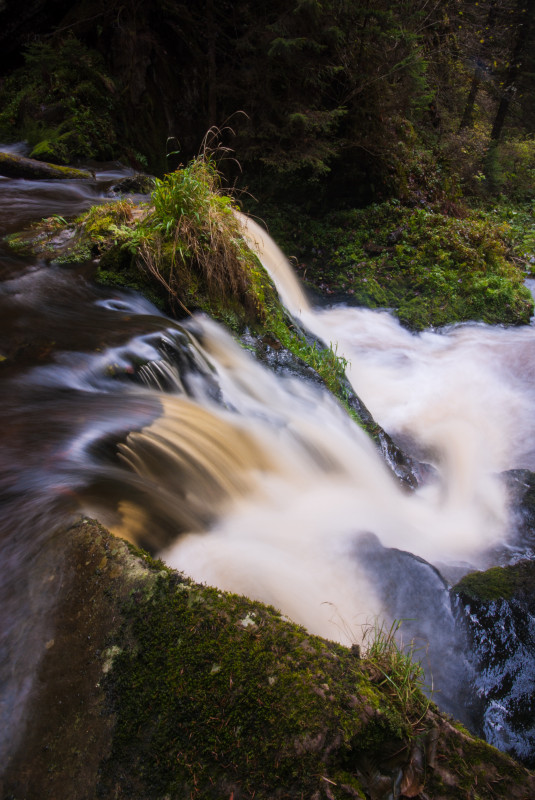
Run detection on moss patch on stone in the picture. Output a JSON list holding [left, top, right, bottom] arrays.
[[453, 560, 535, 606], [0, 150, 93, 180], [454, 565, 514, 602]]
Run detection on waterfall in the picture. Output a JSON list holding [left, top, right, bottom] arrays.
[[236, 212, 311, 316], [3, 181, 535, 756], [83, 219, 535, 653]]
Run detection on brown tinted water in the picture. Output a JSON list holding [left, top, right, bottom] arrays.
[[2, 152, 535, 767]]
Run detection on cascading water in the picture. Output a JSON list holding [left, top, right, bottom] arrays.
[[2, 159, 535, 765]]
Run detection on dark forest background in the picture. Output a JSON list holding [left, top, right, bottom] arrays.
[[1, 0, 535, 331], [1, 0, 534, 204]]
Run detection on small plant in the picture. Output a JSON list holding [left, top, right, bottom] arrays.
[[362, 619, 430, 722], [143, 152, 258, 316]]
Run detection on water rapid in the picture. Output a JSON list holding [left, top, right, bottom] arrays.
[[2, 163, 535, 762]]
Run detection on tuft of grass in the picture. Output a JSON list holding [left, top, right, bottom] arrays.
[[362, 619, 430, 723], [140, 154, 259, 318]]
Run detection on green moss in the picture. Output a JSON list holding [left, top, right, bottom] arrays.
[[453, 560, 535, 605], [92, 536, 535, 800], [100, 557, 428, 798], [454, 566, 513, 602], [12, 519, 530, 798], [29, 136, 70, 165], [260, 200, 534, 331]]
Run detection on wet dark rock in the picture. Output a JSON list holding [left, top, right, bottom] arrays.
[[453, 559, 535, 766], [480, 469, 535, 569], [354, 532, 475, 727], [342, 386, 434, 491], [241, 330, 325, 386], [109, 174, 156, 196], [502, 469, 535, 557], [129, 325, 223, 405]]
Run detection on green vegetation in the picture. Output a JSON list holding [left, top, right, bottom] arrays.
[[453, 560, 535, 604], [101, 553, 424, 798], [262, 200, 534, 330], [362, 619, 429, 722], [0, 36, 118, 164], [80, 524, 530, 800], [455, 566, 513, 603], [260, 306, 355, 407], [480, 199, 535, 274], [141, 154, 262, 319]]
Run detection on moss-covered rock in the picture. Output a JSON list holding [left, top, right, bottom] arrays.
[[454, 560, 535, 607], [453, 560, 535, 766], [109, 174, 157, 196], [454, 565, 516, 603], [3, 519, 535, 799], [0, 150, 93, 180]]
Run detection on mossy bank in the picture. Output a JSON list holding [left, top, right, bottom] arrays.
[[261, 200, 535, 331], [3, 519, 535, 800]]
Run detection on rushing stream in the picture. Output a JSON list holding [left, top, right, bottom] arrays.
[[2, 155, 535, 766]]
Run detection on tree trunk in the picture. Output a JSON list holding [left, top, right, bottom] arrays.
[[459, 66, 483, 130], [459, 0, 497, 131], [0, 151, 93, 180], [490, 0, 535, 141]]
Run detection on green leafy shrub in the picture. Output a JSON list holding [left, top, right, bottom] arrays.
[[484, 137, 535, 201], [439, 123, 492, 198], [381, 118, 458, 207], [483, 199, 535, 274], [0, 35, 118, 163]]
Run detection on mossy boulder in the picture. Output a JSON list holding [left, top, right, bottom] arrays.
[[453, 560, 535, 765], [3, 519, 535, 799], [109, 174, 157, 196], [0, 150, 92, 180]]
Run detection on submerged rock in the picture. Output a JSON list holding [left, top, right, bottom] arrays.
[[109, 173, 156, 196], [2, 519, 534, 799], [241, 330, 326, 386], [453, 560, 535, 766]]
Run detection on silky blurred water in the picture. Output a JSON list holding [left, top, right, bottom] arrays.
[[2, 153, 535, 765]]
